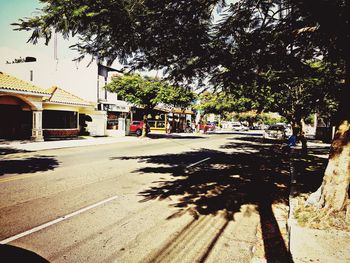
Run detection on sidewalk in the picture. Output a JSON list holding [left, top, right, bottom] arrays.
[[288, 141, 350, 263], [0, 132, 205, 152], [251, 140, 350, 263], [0, 136, 139, 152]]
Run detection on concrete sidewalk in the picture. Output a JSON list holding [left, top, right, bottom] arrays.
[[0, 132, 206, 152], [0, 136, 139, 152], [288, 141, 350, 263]]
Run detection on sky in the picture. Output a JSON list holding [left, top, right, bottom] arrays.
[[0, 0, 107, 101], [0, 0, 79, 62], [0, 0, 235, 65], [0, 0, 233, 100]]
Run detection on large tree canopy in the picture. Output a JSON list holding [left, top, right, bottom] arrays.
[[105, 74, 195, 136], [14, 0, 350, 212]]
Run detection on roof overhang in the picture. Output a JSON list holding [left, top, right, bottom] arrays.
[[0, 88, 51, 97], [43, 101, 93, 108]]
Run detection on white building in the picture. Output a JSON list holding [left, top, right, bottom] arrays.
[[0, 50, 129, 137]]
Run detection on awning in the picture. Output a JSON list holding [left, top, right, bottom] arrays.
[[101, 100, 130, 112]]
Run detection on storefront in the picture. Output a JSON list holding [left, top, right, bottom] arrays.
[[167, 108, 194, 133], [100, 100, 130, 136], [131, 104, 193, 133], [0, 72, 51, 141], [0, 98, 33, 139], [0, 72, 96, 141]]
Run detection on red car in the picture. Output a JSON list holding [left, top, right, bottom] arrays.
[[199, 122, 216, 131], [129, 121, 150, 136]]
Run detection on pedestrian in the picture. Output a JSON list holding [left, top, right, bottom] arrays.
[[288, 134, 297, 147], [166, 122, 171, 134]]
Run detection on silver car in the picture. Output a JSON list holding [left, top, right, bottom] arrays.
[[263, 124, 288, 140], [231, 122, 249, 131]]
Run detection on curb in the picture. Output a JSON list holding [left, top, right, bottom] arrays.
[[0, 136, 139, 151], [287, 147, 298, 256]]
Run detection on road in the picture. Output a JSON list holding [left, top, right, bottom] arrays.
[[0, 133, 290, 262]]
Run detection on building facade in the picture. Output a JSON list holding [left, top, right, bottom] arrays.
[[0, 72, 100, 141]]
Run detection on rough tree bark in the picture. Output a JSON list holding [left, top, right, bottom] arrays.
[[291, 118, 307, 154], [308, 60, 350, 211], [318, 122, 350, 211], [142, 114, 148, 137]]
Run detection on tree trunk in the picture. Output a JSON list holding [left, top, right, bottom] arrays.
[[142, 114, 148, 137], [291, 118, 307, 154], [291, 121, 300, 137], [300, 118, 308, 155], [309, 59, 350, 211], [172, 112, 175, 133], [317, 122, 350, 211]]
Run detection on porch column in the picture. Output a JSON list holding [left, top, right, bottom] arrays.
[[77, 112, 79, 129], [31, 110, 44, 141]]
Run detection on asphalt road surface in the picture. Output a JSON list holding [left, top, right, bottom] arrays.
[[0, 134, 289, 262]]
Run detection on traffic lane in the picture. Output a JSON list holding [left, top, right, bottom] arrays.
[[0, 157, 158, 240], [57, 134, 234, 167], [2, 133, 231, 160], [6, 156, 258, 263], [7, 191, 196, 262], [0, 135, 231, 241], [0, 134, 230, 183], [0, 134, 231, 206]]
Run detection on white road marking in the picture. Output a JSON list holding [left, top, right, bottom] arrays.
[[186, 157, 211, 168], [0, 195, 119, 244]]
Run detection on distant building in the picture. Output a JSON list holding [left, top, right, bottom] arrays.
[[1, 56, 129, 137], [0, 71, 102, 140]]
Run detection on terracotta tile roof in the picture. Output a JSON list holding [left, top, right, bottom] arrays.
[[45, 86, 92, 107], [0, 71, 50, 95]]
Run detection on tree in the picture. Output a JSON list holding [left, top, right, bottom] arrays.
[[14, 0, 350, 213], [290, 0, 350, 211], [105, 74, 195, 136], [258, 61, 342, 153]]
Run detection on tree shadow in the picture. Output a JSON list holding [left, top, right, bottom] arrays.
[[224, 135, 269, 144], [210, 131, 264, 136], [291, 145, 329, 195], [0, 244, 49, 262], [0, 156, 59, 176], [110, 139, 294, 262], [0, 147, 29, 156], [306, 146, 330, 156], [146, 133, 205, 140]]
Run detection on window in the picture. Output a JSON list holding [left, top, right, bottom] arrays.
[[43, 110, 77, 129], [107, 111, 120, 129]]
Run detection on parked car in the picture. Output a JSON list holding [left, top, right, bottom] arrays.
[[250, 124, 269, 130], [129, 121, 150, 136], [200, 122, 216, 131], [231, 122, 249, 131], [263, 124, 289, 140]]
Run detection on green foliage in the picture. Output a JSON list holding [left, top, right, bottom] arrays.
[[259, 114, 286, 126], [13, 0, 347, 123], [105, 74, 161, 111], [157, 85, 197, 108], [233, 111, 285, 126], [194, 90, 261, 116], [105, 74, 195, 112]]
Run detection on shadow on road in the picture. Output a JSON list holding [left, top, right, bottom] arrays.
[[146, 133, 205, 140], [111, 138, 298, 262], [0, 147, 29, 156], [0, 244, 49, 262], [0, 156, 59, 176], [289, 143, 332, 197]]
